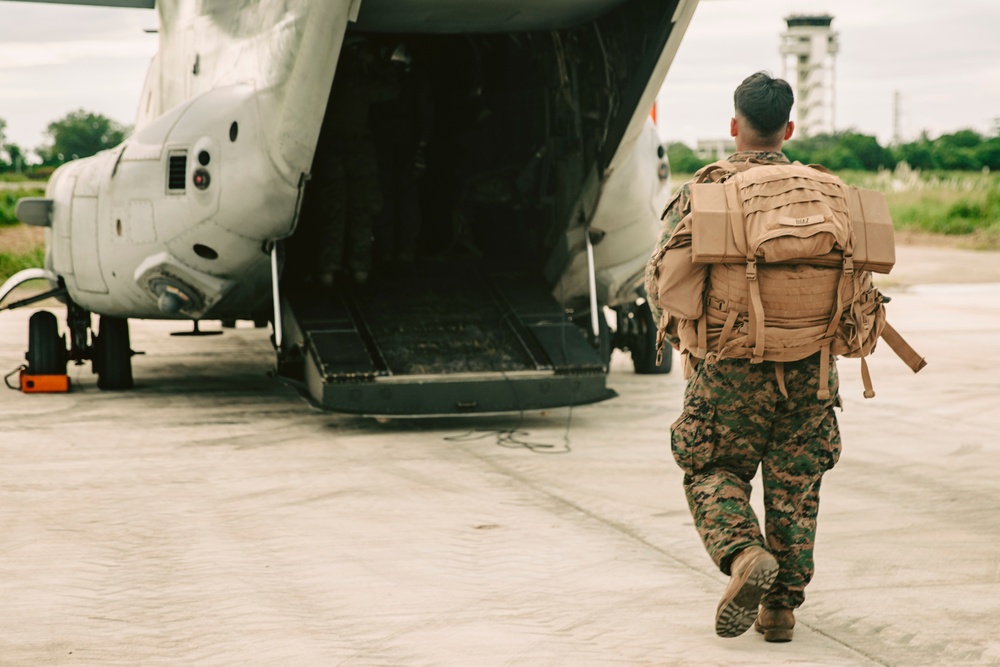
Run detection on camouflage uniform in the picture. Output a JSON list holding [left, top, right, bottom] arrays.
[[370, 54, 433, 264], [647, 151, 842, 610], [315, 44, 399, 281]]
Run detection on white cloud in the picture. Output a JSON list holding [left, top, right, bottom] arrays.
[[0, 40, 156, 70]]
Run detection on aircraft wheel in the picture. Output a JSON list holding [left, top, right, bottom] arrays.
[[94, 316, 134, 390], [26, 311, 66, 375], [631, 301, 672, 375]]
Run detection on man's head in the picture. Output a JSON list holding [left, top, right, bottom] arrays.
[[730, 71, 794, 151]]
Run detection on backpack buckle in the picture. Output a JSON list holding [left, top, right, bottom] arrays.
[[843, 253, 855, 276], [745, 258, 757, 281]]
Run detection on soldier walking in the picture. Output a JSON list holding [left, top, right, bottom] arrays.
[[645, 72, 840, 642]]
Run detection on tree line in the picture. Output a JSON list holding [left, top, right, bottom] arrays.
[[0, 111, 128, 177], [6, 109, 1000, 178], [667, 125, 1000, 174]]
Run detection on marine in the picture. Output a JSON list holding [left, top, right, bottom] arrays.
[[313, 37, 400, 286], [646, 71, 839, 642]]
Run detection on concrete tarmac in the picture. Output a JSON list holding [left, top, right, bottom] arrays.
[[1, 244, 998, 666]]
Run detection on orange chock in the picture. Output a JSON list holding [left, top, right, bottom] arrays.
[[20, 371, 70, 393]]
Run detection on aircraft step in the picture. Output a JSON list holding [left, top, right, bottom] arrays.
[[283, 263, 614, 415]]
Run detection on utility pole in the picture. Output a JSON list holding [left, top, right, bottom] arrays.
[[893, 91, 903, 145]]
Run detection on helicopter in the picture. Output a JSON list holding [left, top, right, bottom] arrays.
[[1, 0, 698, 414]]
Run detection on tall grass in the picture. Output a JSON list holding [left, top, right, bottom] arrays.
[[0, 247, 45, 282], [1, 188, 48, 283], [672, 167, 1000, 248], [1, 189, 46, 226], [841, 168, 1000, 247]]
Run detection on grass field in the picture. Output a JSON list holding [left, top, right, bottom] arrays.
[[842, 169, 1000, 248], [2, 169, 999, 285], [0, 246, 45, 283], [1, 186, 47, 285], [1, 188, 45, 225], [672, 168, 1000, 249]]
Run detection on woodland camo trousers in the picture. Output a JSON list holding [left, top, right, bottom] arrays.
[[671, 354, 842, 609]]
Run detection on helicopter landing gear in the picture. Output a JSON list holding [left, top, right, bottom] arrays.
[[26, 310, 67, 375], [615, 300, 672, 375], [92, 315, 135, 390]]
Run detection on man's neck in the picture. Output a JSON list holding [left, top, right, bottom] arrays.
[[734, 144, 783, 153]]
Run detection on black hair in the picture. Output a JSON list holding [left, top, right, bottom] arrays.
[[733, 71, 794, 139]]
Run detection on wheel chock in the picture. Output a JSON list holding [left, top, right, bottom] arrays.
[[20, 370, 71, 393]]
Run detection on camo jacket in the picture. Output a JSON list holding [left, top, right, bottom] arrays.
[[644, 151, 791, 334]]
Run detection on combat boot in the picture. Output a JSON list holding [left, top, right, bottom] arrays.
[[714, 545, 779, 638], [756, 606, 795, 642]]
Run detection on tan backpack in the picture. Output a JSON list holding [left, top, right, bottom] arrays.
[[658, 159, 925, 398]]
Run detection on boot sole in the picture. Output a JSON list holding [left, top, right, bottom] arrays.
[[715, 555, 779, 638], [760, 627, 793, 642]]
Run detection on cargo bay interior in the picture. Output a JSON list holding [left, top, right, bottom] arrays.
[[279, 0, 678, 413]]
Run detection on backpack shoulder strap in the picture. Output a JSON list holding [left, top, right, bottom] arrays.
[[802, 162, 834, 175], [694, 159, 739, 184]]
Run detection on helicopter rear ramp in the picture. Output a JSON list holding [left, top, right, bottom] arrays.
[[279, 263, 614, 415]]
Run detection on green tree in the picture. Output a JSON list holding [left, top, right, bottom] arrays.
[[784, 131, 891, 170], [665, 142, 709, 174], [670, 127, 995, 175], [5, 144, 24, 173], [783, 132, 836, 165], [893, 139, 936, 170], [934, 146, 980, 170], [938, 128, 982, 149], [0, 116, 8, 171], [974, 136, 1000, 170], [930, 129, 983, 170], [38, 109, 128, 165], [838, 131, 895, 170], [813, 145, 864, 171]]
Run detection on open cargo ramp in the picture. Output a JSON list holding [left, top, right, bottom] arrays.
[[279, 263, 614, 415]]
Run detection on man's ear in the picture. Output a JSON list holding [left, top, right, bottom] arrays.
[[783, 121, 795, 141], [730, 117, 739, 138]]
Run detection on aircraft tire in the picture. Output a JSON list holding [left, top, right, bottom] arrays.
[[632, 301, 671, 375], [26, 310, 66, 375], [95, 316, 134, 390]]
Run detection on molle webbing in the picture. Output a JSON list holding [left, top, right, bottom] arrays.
[[674, 160, 926, 398], [739, 167, 854, 361], [740, 169, 851, 266], [698, 264, 843, 365]]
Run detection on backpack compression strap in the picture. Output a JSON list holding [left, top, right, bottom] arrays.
[[880, 322, 928, 373]]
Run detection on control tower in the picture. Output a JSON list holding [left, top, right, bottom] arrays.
[[780, 15, 839, 137]]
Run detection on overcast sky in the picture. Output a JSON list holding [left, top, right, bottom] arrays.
[[657, 0, 1000, 147], [1, 0, 998, 153]]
